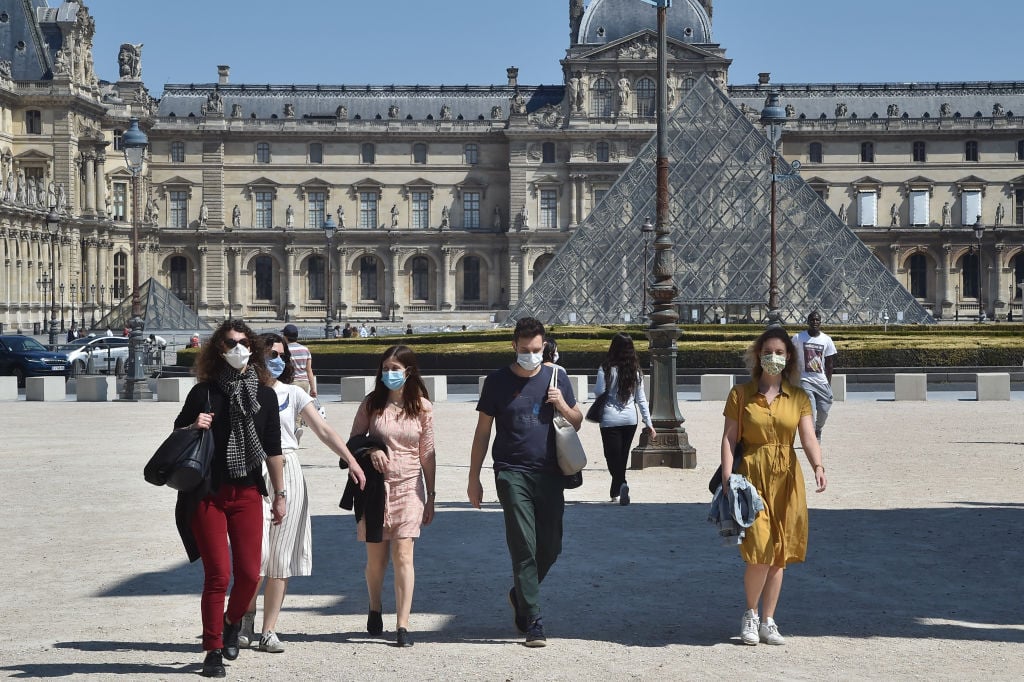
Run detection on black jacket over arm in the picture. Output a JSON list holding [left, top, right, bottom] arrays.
[[340, 434, 387, 543], [172, 380, 282, 562]]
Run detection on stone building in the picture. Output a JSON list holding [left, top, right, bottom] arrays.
[[1, 0, 1021, 334]]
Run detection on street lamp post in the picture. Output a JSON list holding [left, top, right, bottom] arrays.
[[121, 117, 151, 400], [630, 0, 696, 470], [640, 216, 655, 319], [59, 283, 65, 333], [70, 282, 77, 329], [760, 92, 787, 327], [322, 213, 337, 339], [973, 216, 985, 323], [90, 284, 96, 328], [100, 284, 106, 320], [45, 208, 61, 348], [954, 284, 960, 321]]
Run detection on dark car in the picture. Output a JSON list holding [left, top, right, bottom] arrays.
[[0, 335, 69, 387]]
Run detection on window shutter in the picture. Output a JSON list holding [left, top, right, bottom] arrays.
[[857, 191, 877, 227], [961, 190, 981, 226], [910, 190, 929, 226]]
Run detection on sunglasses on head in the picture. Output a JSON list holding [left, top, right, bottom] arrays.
[[224, 337, 250, 349], [266, 349, 281, 359]]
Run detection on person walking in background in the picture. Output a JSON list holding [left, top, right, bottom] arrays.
[[791, 311, 837, 441], [282, 324, 316, 440], [348, 345, 436, 648], [236, 333, 366, 654], [468, 317, 582, 647], [720, 327, 827, 647], [542, 337, 559, 367], [173, 320, 286, 678], [593, 332, 655, 505]]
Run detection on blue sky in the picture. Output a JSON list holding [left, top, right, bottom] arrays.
[[86, 1, 1024, 91]]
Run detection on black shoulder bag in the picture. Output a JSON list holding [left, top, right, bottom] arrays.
[[145, 390, 215, 493], [708, 385, 746, 495]]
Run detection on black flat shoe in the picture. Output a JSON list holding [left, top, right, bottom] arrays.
[[367, 609, 384, 636], [222, 615, 241, 660], [200, 649, 226, 678], [396, 627, 413, 648]]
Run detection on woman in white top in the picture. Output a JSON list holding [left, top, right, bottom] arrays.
[[593, 332, 656, 505], [237, 333, 366, 653]]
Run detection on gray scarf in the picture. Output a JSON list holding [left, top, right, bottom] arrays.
[[216, 365, 267, 478]]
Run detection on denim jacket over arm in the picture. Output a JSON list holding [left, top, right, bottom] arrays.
[[707, 474, 765, 544]]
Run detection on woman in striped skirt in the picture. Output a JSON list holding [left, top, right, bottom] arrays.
[[237, 333, 366, 653]]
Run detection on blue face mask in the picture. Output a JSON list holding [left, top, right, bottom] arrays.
[[382, 369, 407, 390], [267, 356, 287, 378]]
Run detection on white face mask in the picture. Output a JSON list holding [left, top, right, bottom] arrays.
[[760, 353, 787, 376], [552, 351, 560, 364], [516, 351, 544, 371], [223, 344, 251, 370]]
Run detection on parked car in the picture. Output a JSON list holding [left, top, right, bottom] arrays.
[[59, 336, 130, 376], [0, 335, 70, 387]]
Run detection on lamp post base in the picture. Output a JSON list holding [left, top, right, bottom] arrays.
[[119, 314, 152, 401], [630, 426, 696, 469]]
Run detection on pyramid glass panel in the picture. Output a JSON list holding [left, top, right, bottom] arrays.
[[509, 77, 934, 326], [94, 278, 213, 332]]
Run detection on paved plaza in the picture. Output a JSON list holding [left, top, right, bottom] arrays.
[[1, 394, 1022, 681]]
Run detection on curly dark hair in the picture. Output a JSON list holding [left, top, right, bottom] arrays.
[[260, 332, 294, 384], [601, 332, 640, 403], [366, 345, 430, 419], [193, 319, 270, 384], [743, 326, 799, 384]]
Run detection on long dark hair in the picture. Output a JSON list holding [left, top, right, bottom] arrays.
[[602, 332, 639, 403], [743, 327, 800, 384], [193, 319, 269, 384], [366, 345, 430, 418], [260, 332, 294, 384]]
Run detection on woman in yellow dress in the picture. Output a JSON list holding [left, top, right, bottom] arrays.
[[720, 327, 827, 646]]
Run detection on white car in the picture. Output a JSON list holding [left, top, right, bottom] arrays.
[[60, 336, 130, 375]]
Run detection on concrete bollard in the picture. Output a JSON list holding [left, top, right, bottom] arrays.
[[976, 372, 1011, 401], [341, 376, 376, 402], [26, 376, 65, 402], [478, 375, 487, 397], [77, 375, 118, 402], [700, 374, 735, 401], [894, 374, 928, 401], [0, 376, 17, 400], [157, 377, 197, 402], [831, 374, 847, 402], [566, 374, 588, 402], [421, 375, 448, 402]]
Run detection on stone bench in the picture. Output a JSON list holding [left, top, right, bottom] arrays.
[[831, 374, 847, 402], [700, 374, 735, 401], [26, 376, 65, 402], [77, 375, 118, 402], [157, 377, 197, 402], [0, 376, 17, 401], [976, 372, 1011, 401], [421, 375, 447, 402], [341, 376, 375, 402], [894, 373, 927, 401]]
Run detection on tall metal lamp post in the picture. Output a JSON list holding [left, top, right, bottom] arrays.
[[45, 208, 61, 348], [760, 92, 787, 327], [630, 0, 696, 470], [89, 284, 96, 328], [322, 213, 337, 339], [70, 282, 77, 329], [973, 216, 985, 323], [640, 216, 655, 319], [121, 117, 150, 400], [59, 283, 65, 333]]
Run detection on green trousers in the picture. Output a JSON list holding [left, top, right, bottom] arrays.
[[495, 470, 565, 620]]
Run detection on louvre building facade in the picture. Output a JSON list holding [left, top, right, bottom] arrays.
[[1, 0, 1022, 333]]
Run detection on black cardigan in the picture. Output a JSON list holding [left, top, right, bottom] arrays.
[[172, 380, 282, 562], [340, 434, 388, 543]]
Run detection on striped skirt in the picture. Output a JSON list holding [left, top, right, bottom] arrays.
[[261, 449, 312, 578]]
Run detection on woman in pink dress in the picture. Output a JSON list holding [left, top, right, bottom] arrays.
[[350, 345, 436, 647]]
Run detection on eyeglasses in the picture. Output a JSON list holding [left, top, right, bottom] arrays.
[[224, 337, 250, 349], [266, 350, 281, 359]]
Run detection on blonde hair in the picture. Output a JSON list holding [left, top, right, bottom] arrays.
[[742, 327, 800, 385]]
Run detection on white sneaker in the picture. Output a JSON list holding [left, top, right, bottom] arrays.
[[259, 631, 285, 653], [740, 609, 760, 645], [759, 618, 785, 645], [237, 612, 256, 648]]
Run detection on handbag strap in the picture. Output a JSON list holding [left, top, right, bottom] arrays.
[[735, 383, 746, 447], [548, 364, 558, 390]]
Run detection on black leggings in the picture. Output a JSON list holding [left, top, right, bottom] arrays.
[[600, 424, 637, 499]]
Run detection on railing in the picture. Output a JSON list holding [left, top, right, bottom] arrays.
[[350, 304, 383, 315], [404, 304, 439, 312], [247, 304, 278, 314], [457, 304, 492, 311], [302, 304, 327, 313]]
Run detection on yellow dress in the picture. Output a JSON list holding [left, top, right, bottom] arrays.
[[723, 381, 812, 568]]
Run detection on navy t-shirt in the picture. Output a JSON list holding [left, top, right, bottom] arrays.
[[476, 364, 577, 474]]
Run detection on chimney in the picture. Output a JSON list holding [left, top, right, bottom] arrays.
[[757, 72, 771, 85], [507, 67, 519, 88], [218, 65, 230, 85]]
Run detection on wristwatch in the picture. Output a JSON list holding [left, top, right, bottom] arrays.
[[274, 490, 288, 498]]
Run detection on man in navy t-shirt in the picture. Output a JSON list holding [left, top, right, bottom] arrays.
[[469, 317, 582, 647]]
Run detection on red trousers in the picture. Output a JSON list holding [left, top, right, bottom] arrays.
[[190, 483, 263, 651]]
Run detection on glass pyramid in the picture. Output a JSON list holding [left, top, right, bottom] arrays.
[[95, 278, 213, 332], [509, 76, 935, 326]]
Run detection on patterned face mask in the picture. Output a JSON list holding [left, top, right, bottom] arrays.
[[760, 353, 787, 376]]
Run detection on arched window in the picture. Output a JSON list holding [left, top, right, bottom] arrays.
[[463, 256, 481, 301], [596, 141, 610, 163], [912, 141, 927, 162], [533, 254, 554, 283], [908, 253, 927, 298], [591, 78, 613, 118], [256, 142, 271, 164], [542, 142, 556, 164], [960, 253, 979, 299], [361, 143, 376, 164], [309, 142, 323, 164], [636, 78, 656, 118], [170, 141, 185, 163], [307, 255, 325, 300], [412, 143, 428, 164], [411, 256, 430, 301], [359, 256, 378, 301], [860, 141, 874, 163], [254, 256, 274, 300], [808, 142, 823, 163], [965, 140, 979, 162], [114, 252, 129, 300]]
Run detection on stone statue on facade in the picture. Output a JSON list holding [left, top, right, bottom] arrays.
[[336, 105, 347, 120], [337, 205, 345, 228], [566, 74, 580, 113], [835, 102, 848, 118], [569, 0, 585, 44], [491, 105, 503, 119], [117, 43, 142, 80], [104, 191, 112, 217], [890, 203, 898, 227], [199, 202, 209, 227], [440, 104, 452, 121], [785, 103, 796, 117], [617, 78, 632, 115], [388, 105, 400, 119], [511, 90, 527, 115], [887, 103, 899, 118], [993, 103, 1005, 117], [25, 175, 37, 207], [493, 206, 503, 231], [390, 204, 400, 228], [2, 171, 11, 203], [941, 202, 950, 226], [667, 76, 676, 109], [47, 181, 57, 208], [35, 177, 45, 208], [284, 103, 295, 118], [202, 90, 223, 115], [440, 205, 450, 230], [54, 47, 70, 76], [940, 102, 951, 118], [285, 204, 294, 227], [231, 204, 241, 228], [231, 103, 242, 118], [0, 59, 11, 81], [995, 202, 1005, 226], [15, 168, 24, 204], [837, 203, 846, 223], [56, 183, 66, 213], [520, 204, 529, 229]]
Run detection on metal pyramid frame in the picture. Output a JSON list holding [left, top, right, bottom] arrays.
[[509, 76, 935, 326], [94, 278, 213, 332]]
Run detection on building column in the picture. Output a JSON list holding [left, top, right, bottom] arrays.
[[197, 245, 208, 306], [941, 244, 954, 314], [388, 245, 400, 318], [284, 246, 297, 319], [82, 153, 96, 217], [519, 246, 530, 301], [441, 247, 454, 310], [228, 247, 242, 318], [568, 174, 578, 227], [95, 151, 107, 218]]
